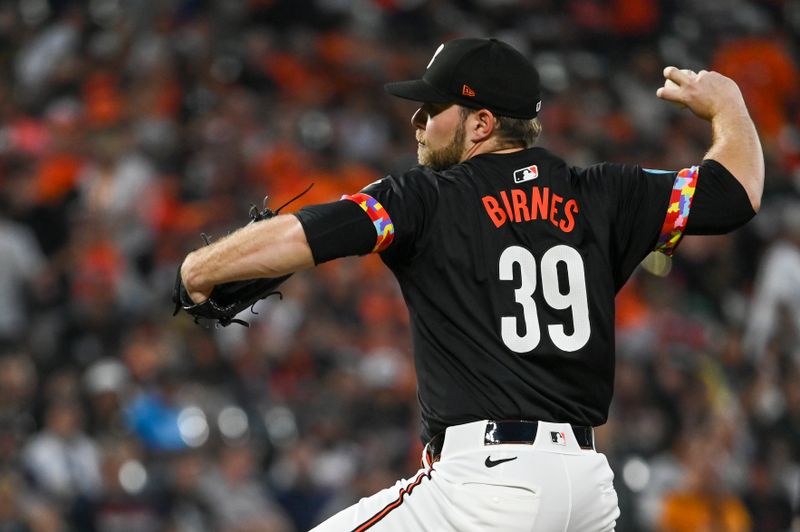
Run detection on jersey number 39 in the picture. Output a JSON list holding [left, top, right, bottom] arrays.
[[499, 245, 591, 353]]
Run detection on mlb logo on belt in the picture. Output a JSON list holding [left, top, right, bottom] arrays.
[[513, 165, 538, 184], [550, 431, 566, 446]]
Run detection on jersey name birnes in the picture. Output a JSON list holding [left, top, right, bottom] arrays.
[[481, 185, 580, 233]]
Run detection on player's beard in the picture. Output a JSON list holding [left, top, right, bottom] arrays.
[[418, 119, 466, 171]]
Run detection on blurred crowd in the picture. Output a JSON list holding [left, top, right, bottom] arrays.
[[0, 0, 798, 530]]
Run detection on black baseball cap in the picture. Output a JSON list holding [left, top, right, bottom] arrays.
[[385, 38, 541, 119]]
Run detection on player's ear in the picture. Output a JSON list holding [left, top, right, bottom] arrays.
[[466, 108, 497, 143]]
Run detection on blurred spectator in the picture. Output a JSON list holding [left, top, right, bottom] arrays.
[[21, 399, 102, 508], [0, 198, 47, 344], [90, 438, 161, 531], [163, 451, 215, 532], [198, 444, 294, 532], [14, 8, 82, 101], [124, 375, 188, 453], [712, 31, 800, 142], [0, 353, 38, 418], [0, 470, 30, 531], [742, 204, 800, 359], [78, 127, 156, 296], [742, 460, 793, 531], [0, 469, 63, 532], [658, 430, 752, 532], [83, 358, 130, 436]]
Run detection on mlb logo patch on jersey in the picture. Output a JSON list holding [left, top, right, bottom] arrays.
[[513, 165, 538, 183], [550, 431, 566, 446]]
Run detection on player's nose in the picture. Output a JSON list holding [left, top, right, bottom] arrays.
[[411, 107, 426, 129]]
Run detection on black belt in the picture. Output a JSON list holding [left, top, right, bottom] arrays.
[[427, 420, 594, 460]]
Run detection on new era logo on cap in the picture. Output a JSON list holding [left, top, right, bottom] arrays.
[[462, 84, 476, 97], [550, 431, 566, 446], [513, 165, 538, 183]]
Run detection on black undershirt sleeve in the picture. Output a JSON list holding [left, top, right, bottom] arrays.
[[685, 159, 756, 235], [294, 200, 377, 264]]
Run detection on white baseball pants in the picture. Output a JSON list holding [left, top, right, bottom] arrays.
[[310, 420, 619, 531]]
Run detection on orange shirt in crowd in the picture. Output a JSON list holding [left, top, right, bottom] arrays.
[[659, 491, 752, 532], [713, 36, 799, 140]]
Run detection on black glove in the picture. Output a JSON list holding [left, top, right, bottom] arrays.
[[173, 188, 311, 327], [173, 274, 290, 327]]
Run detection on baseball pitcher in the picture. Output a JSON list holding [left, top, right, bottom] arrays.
[[176, 38, 763, 530]]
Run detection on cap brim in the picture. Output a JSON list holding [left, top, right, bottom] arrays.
[[384, 79, 451, 103]]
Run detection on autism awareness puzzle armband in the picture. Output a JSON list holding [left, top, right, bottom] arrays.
[[342, 193, 395, 253], [654, 166, 699, 256]]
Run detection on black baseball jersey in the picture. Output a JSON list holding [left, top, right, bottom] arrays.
[[296, 147, 752, 442]]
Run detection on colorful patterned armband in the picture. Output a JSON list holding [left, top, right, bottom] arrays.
[[342, 193, 395, 253], [654, 166, 699, 256]]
